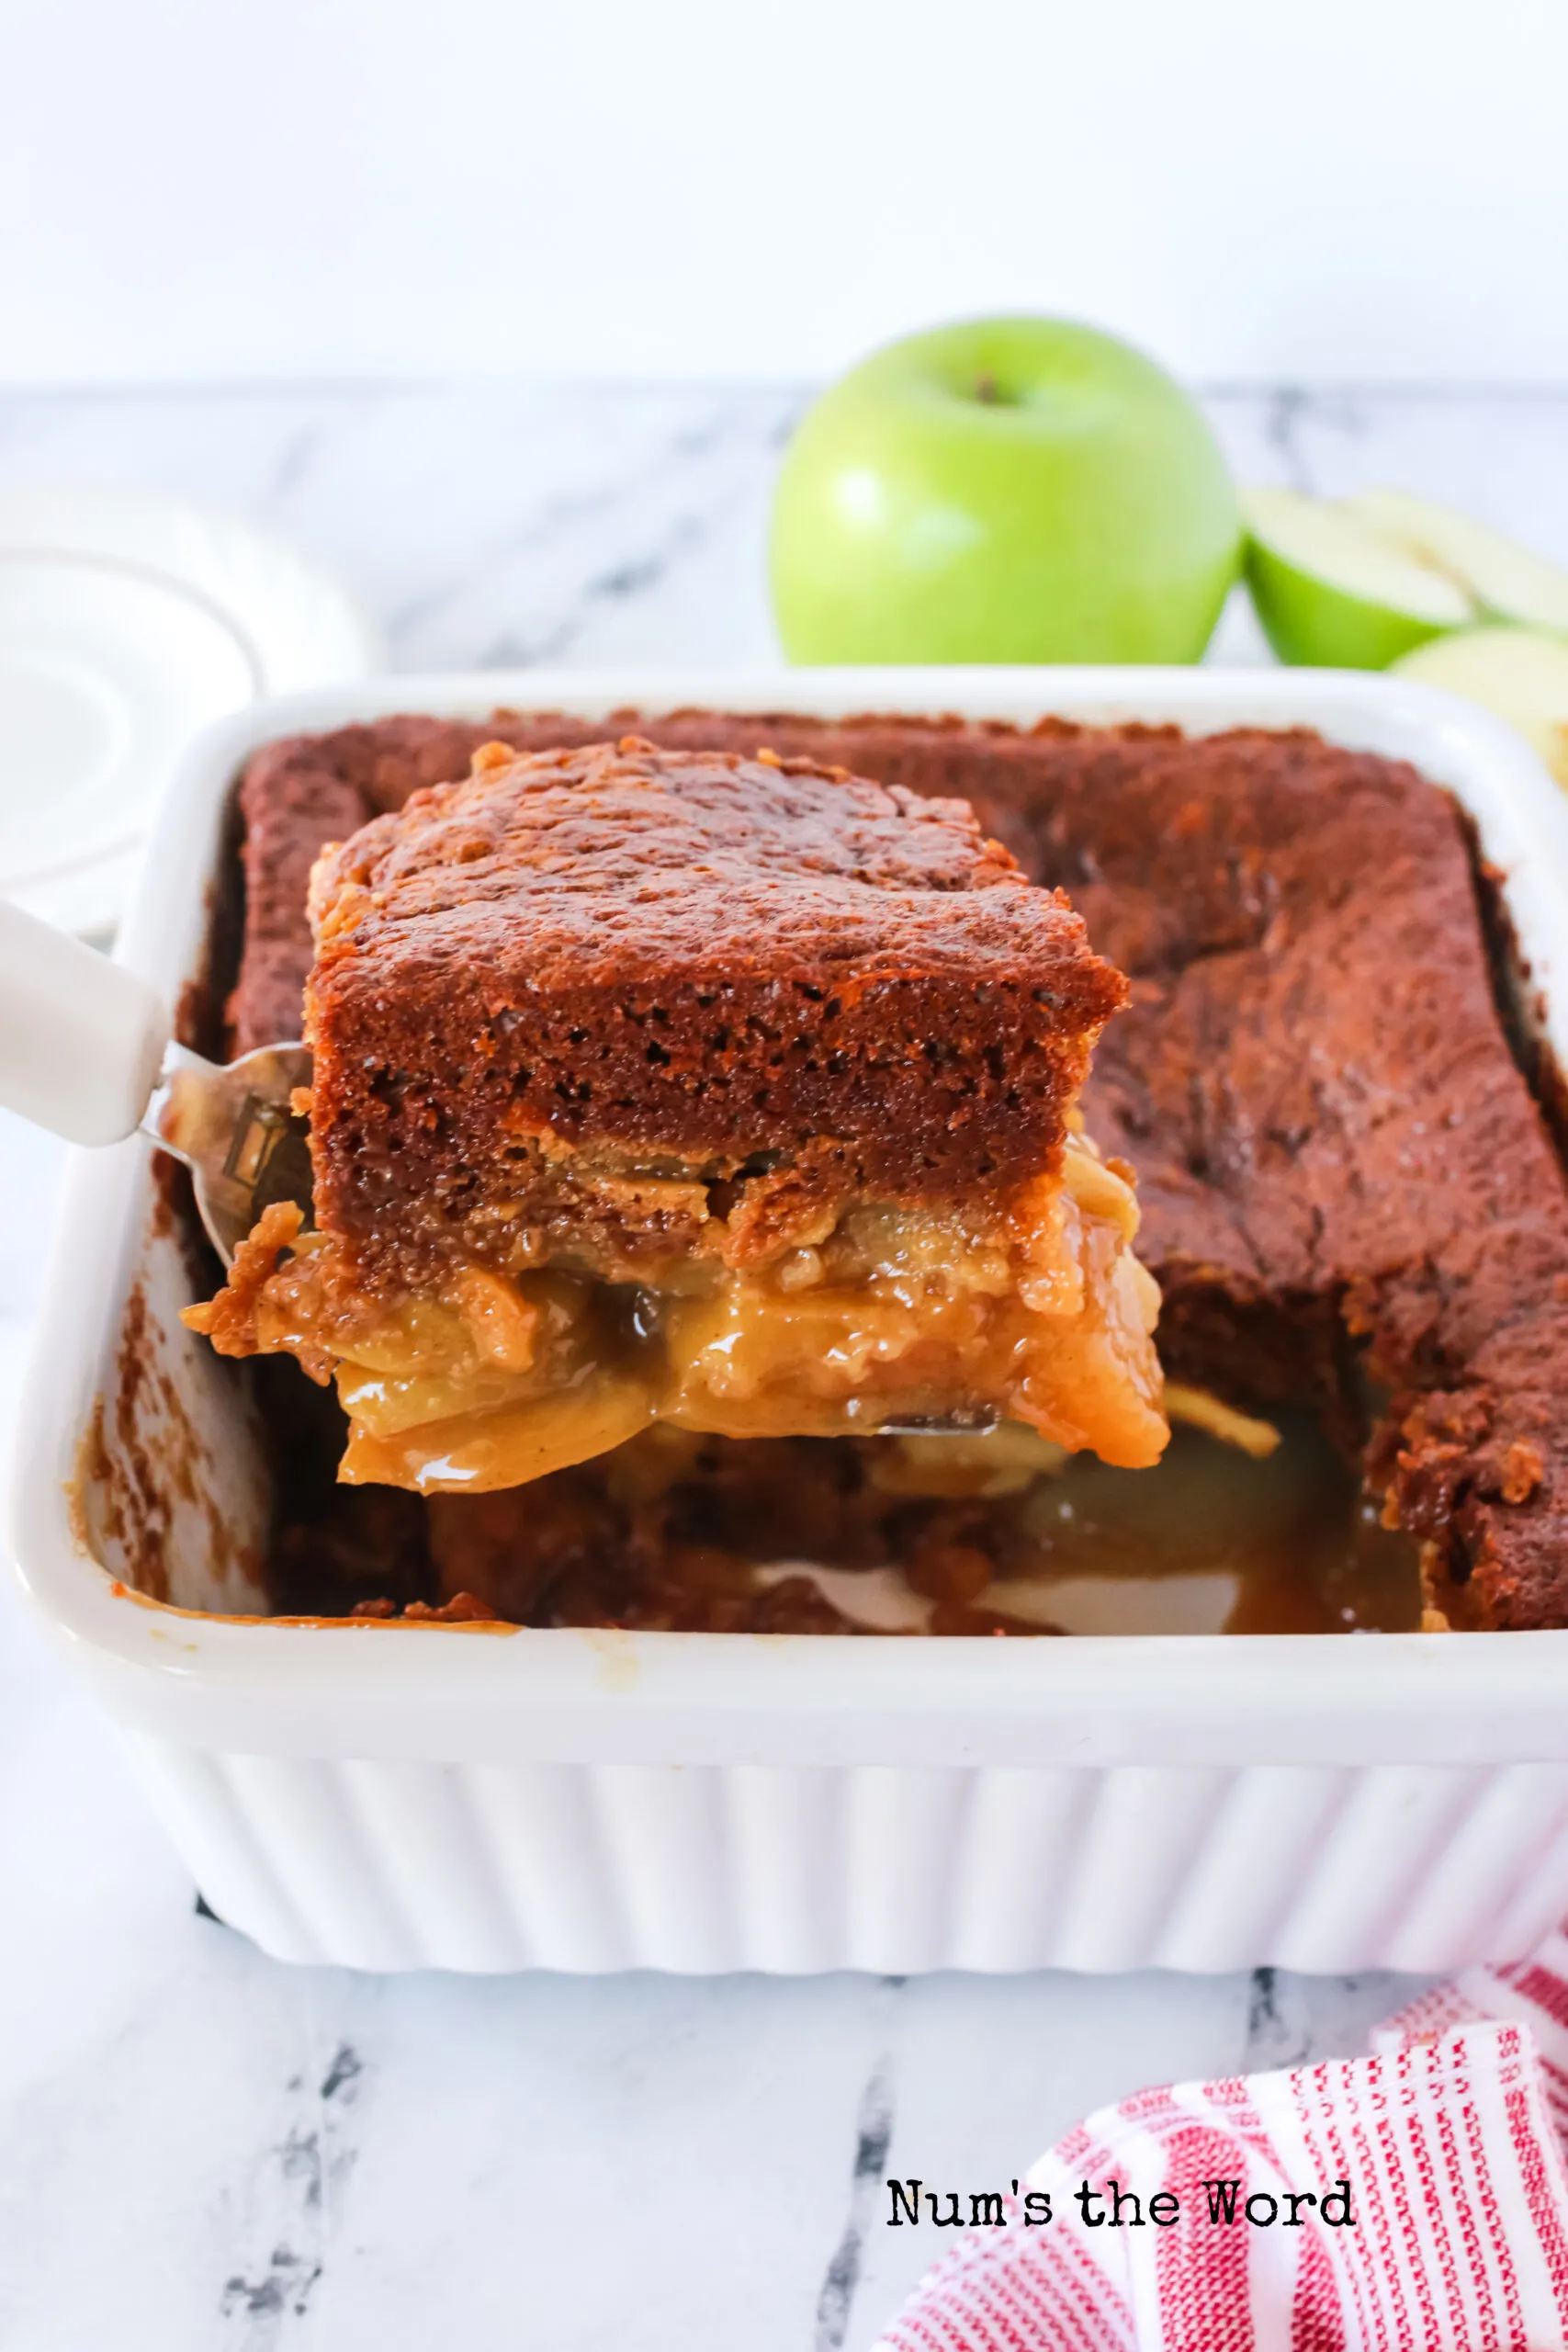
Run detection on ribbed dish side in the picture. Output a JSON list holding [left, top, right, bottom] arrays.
[[120, 1738, 1568, 1976]]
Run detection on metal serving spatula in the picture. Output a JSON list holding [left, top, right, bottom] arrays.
[[0, 897, 311, 1265]]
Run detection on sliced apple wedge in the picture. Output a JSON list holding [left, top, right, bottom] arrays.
[[1343, 490, 1568, 635], [1392, 628, 1568, 787], [1242, 486, 1472, 669]]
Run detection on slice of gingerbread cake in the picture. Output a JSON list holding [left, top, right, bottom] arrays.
[[186, 734, 1167, 1491]]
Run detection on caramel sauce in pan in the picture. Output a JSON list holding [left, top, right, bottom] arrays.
[[978, 1414, 1421, 1635], [414, 1412, 1420, 1637]]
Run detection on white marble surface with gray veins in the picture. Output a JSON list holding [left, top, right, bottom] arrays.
[[2, 381, 1567, 2351]]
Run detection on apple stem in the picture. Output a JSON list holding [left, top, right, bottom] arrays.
[[975, 372, 1001, 403]]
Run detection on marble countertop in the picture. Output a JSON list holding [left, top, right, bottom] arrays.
[[3, 381, 1566, 2351]]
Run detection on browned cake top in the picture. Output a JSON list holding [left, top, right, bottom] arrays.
[[308, 734, 1110, 991], [300, 737, 1127, 1275], [227, 707, 1568, 1630]]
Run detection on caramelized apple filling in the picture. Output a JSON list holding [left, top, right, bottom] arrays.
[[185, 1134, 1167, 1493]]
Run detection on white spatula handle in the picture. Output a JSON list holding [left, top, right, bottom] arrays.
[[0, 899, 171, 1147]]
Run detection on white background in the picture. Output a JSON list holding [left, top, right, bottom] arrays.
[[4, 0, 1565, 388]]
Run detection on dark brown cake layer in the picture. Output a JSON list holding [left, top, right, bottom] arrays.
[[302, 736, 1125, 1283], [228, 707, 1568, 1630]]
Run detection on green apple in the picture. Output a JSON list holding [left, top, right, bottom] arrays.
[[1343, 491, 1568, 634], [1391, 627, 1568, 787], [769, 318, 1241, 664], [1243, 484, 1568, 668], [1243, 486, 1472, 669]]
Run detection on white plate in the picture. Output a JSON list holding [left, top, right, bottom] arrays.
[[0, 484, 384, 934]]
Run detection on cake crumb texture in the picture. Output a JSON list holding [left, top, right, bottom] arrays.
[[299, 735, 1127, 1283]]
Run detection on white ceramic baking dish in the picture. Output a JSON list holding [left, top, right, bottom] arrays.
[[14, 666, 1568, 1977]]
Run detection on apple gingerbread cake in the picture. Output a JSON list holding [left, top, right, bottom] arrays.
[[205, 706, 1568, 1633], [186, 736, 1167, 1492]]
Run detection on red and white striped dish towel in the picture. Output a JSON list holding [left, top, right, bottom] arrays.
[[873, 1940, 1568, 2349]]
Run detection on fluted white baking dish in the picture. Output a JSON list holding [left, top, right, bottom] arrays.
[[14, 666, 1568, 1976]]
